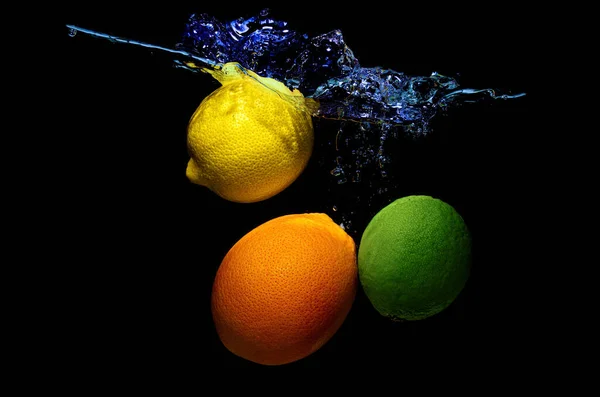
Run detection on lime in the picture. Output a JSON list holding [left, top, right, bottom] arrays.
[[358, 195, 471, 321]]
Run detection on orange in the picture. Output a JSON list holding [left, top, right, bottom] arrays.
[[211, 213, 357, 365]]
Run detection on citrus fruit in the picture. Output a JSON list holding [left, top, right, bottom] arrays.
[[211, 213, 357, 365], [186, 62, 318, 203], [358, 195, 471, 321]]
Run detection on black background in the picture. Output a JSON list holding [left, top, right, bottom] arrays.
[[60, 4, 532, 369]]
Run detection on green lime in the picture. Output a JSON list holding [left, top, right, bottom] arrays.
[[358, 195, 471, 321]]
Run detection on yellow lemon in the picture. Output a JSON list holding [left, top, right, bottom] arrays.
[[186, 62, 317, 203]]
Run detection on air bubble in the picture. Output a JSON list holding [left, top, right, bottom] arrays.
[[330, 166, 343, 177]]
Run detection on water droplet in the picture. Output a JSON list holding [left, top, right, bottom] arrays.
[[260, 8, 270, 16], [342, 219, 352, 231], [332, 205, 338, 212], [68, 28, 77, 37]]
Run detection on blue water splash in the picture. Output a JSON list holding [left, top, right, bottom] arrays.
[[66, 9, 525, 228], [67, 9, 524, 132], [173, 9, 524, 133]]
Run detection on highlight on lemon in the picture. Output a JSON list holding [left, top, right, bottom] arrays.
[[211, 213, 357, 365], [186, 62, 319, 203]]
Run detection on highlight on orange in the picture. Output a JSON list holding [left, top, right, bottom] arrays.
[[211, 213, 357, 365]]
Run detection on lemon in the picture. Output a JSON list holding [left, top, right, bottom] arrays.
[[358, 195, 471, 321], [186, 62, 317, 203]]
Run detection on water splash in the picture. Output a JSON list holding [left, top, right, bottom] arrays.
[[174, 10, 524, 125], [66, 10, 524, 130], [64, 24, 220, 69], [165, 9, 524, 200], [66, 10, 525, 236]]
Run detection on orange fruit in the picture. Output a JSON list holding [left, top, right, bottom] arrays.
[[211, 213, 357, 365]]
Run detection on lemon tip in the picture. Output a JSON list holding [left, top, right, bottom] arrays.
[[186, 158, 208, 187]]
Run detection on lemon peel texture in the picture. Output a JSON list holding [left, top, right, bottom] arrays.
[[186, 62, 318, 203]]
